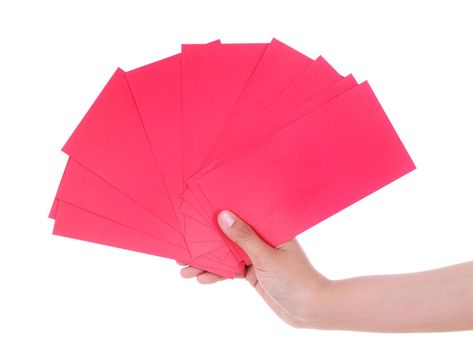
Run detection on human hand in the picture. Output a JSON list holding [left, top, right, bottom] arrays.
[[179, 210, 473, 332], [178, 210, 331, 328]]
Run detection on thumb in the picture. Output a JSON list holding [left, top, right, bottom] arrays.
[[217, 210, 274, 265]]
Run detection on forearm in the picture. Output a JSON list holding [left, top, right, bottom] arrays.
[[311, 261, 473, 332]]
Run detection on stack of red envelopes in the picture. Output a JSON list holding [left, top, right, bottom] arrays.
[[49, 38, 415, 277]]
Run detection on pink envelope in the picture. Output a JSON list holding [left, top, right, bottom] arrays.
[[203, 38, 313, 166], [189, 82, 415, 260], [56, 63, 240, 268], [49, 39, 416, 278], [181, 188, 210, 223], [126, 40, 236, 258], [125, 39, 221, 221], [126, 54, 184, 222], [50, 158, 237, 268], [54, 158, 186, 249], [181, 42, 267, 180], [215, 56, 343, 159], [62, 68, 180, 231], [210, 74, 360, 179], [125, 52, 227, 257], [180, 75, 359, 225], [55, 45, 238, 263], [53, 200, 244, 277], [180, 42, 268, 257], [180, 39, 341, 254]]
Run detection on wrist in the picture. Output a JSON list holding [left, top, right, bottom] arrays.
[[302, 277, 348, 330]]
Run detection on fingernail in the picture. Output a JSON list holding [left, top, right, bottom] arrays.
[[219, 210, 236, 228]]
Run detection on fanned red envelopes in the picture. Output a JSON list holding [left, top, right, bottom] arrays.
[[188, 82, 415, 252], [49, 38, 415, 277]]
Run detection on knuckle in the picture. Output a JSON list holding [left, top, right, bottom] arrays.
[[235, 224, 254, 241]]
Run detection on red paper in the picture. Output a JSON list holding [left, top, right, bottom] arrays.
[[53, 200, 243, 277], [181, 42, 267, 180], [62, 68, 180, 230], [180, 75, 359, 224], [180, 42, 269, 259], [215, 56, 343, 159], [55, 158, 186, 249], [125, 52, 226, 258], [190, 82, 415, 251], [49, 39, 415, 278], [126, 54, 184, 222], [203, 38, 313, 166]]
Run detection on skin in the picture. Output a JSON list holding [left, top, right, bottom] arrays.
[[178, 210, 473, 332]]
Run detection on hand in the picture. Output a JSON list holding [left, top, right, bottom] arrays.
[[178, 210, 473, 332], [178, 210, 331, 328]]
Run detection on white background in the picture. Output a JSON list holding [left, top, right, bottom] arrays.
[[1, 0, 472, 348]]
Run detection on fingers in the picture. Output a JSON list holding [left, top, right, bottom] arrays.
[[180, 266, 205, 278], [178, 209, 275, 282], [175, 260, 188, 266], [196, 273, 226, 284], [179, 265, 229, 284], [217, 210, 274, 266]]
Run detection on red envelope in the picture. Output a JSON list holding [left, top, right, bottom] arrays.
[[215, 56, 343, 159], [124, 39, 220, 222], [53, 200, 243, 277], [180, 75, 359, 225], [49, 39, 415, 278], [203, 38, 313, 166], [179, 52, 341, 254], [179, 77, 361, 264], [181, 42, 267, 180], [125, 52, 227, 258], [126, 54, 184, 221], [189, 82, 415, 255], [180, 42, 269, 259], [50, 158, 239, 269], [54, 158, 186, 249], [62, 68, 180, 231], [214, 74, 360, 177], [56, 65, 237, 269], [51, 44, 245, 272]]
